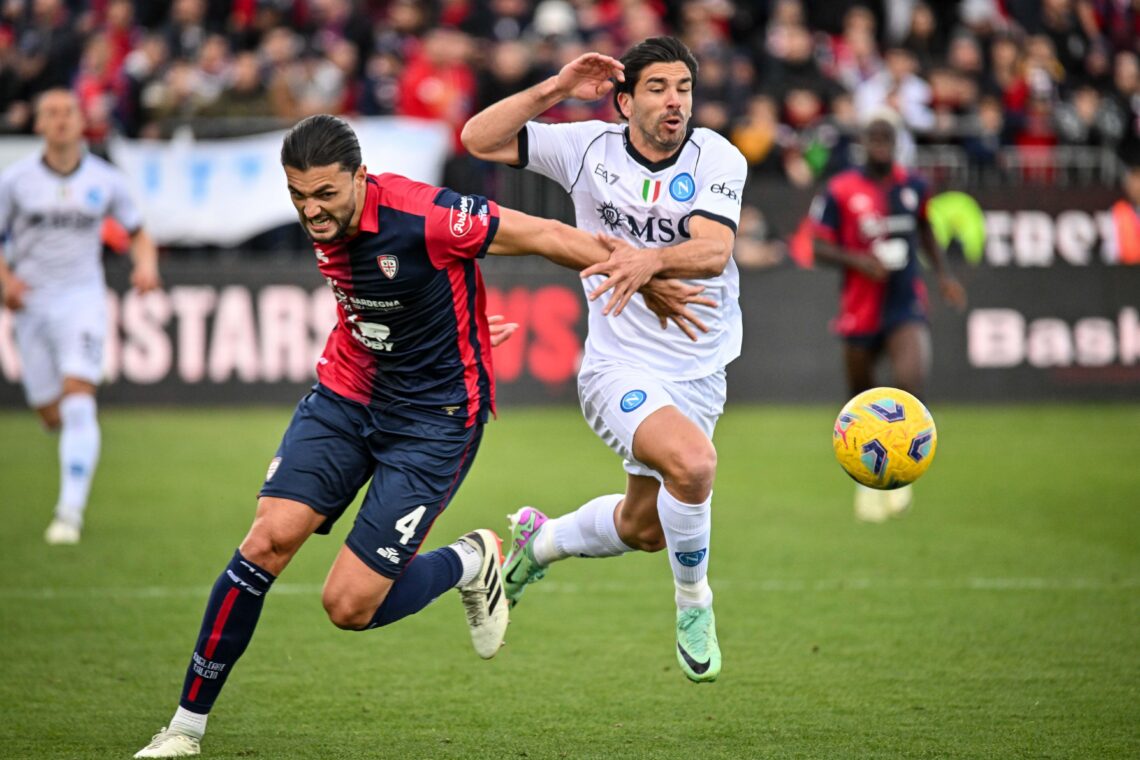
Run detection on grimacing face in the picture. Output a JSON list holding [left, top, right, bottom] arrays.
[[621, 61, 693, 156], [285, 163, 365, 243]]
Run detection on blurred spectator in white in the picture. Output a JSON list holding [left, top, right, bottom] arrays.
[[531, 0, 578, 40], [855, 47, 934, 134], [1023, 35, 1066, 99], [122, 32, 168, 137], [103, 0, 140, 81]]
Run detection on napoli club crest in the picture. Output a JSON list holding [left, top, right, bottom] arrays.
[[377, 255, 398, 279]]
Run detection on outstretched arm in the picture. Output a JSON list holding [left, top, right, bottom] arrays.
[[581, 216, 737, 316], [488, 207, 714, 338], [918, 218, 967, 310], [461, 53, 624, 165]]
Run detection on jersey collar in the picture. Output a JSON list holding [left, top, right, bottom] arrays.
[[859, 164, 908, 184], [358, 175, 381, 234], [40, 152, 86, 178], [622, 125, 693, 173]]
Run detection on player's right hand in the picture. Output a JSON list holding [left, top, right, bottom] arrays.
[[851, 253, 888, 282], [1, 274, 26, 311], [640, 278, 716, 342], [555, 53, 625, 102]]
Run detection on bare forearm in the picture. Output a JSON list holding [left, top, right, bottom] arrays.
[[130, 229, 157, 268], [531, 220, 610, 270], [813, 238, 860, 269], [650, 238, 732, 279], [461, 77, 563, 160], [918, 222, 948, 275]]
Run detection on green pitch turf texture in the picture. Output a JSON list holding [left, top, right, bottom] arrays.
[[1, 403, 1137, 760]]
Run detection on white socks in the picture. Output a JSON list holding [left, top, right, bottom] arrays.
[[169, 706, 208, 740], [450, 539, 483, 587], [56, 393, 100, 526], [532, 494, 630, 566], [657, 487, 713, 609]]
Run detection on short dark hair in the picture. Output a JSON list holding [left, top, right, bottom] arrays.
[[612, 36, 699, 121], [280, 114, 361, 173]]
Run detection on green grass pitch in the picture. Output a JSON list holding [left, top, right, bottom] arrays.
[[1, 403, 1138, 759]]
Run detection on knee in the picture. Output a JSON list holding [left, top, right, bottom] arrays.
[[616, 511, 667, 553], [238, 522, 302, 576], [322, 592, 376, 631], [659, 443, 717, 500]]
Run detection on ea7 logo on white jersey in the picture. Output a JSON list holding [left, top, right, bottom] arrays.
[[594, 163, 620, 185]]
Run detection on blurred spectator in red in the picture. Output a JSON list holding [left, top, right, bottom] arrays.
[[398, 27, 476, 151], [103, 0, 140, 79], [984, 34, 1030, 116], [74, 32, 121, 148], [855, 47, 934, 134], [0, 26, 25, 133], [1079, 0, 1140, 56]]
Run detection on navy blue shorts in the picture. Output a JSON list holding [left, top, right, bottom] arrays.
[[844, 315, 927, 353], [259, 385, 482, 578]]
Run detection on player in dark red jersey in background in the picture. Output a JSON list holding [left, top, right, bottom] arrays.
[[134, 114, 710, 759], [810, 113, 966, 522]]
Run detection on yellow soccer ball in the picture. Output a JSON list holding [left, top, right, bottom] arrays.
[[832, 387, 938, 490]]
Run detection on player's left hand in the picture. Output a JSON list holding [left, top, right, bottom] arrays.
[[640, 278, 716, 342], [131, 261, 162, 293], [487, 314, 519, 347], [582, 234, 661, 317], [938, 273, 967, 311]]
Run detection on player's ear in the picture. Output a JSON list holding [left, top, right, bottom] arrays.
[[354, 165, 367, 188], [617, 92, 633, 121]]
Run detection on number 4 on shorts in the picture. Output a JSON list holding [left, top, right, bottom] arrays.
[[395, 505, 427, 545]]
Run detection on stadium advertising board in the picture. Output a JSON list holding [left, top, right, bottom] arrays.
[[0, 251, 1136, 407]]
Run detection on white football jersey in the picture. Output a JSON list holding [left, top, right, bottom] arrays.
[[0, 152, 142, 293], [521, 120, 747, 379]]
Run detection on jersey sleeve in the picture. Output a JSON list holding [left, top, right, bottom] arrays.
[[517, 120, 605, 191], [809, 186, 842, 243], [424, 187, 501, 266], [913, 176, 931, 222], [106, 166, 143, 233], [690, 138, 748, 234]]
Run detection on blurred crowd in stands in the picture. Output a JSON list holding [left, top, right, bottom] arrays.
[[4, 0, 1140, 198]]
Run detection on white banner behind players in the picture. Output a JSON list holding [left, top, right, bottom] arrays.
[[0, 118, 451, 246]]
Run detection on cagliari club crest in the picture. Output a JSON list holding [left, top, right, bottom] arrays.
[[377, 255, 399, 279]]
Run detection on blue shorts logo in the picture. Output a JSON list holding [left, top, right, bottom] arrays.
[[669, 172, 695, 202], [675, 548, 707, 567], [620, 389, 647, 412]]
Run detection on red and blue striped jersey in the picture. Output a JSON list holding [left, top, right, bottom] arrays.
[[810, 166, 930, 337], [312, 173, 500, 426]]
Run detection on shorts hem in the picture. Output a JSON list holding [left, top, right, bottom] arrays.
[[345, 535, 405, 579]]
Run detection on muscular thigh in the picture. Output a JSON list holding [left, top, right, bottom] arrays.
[[579, 364, 725, 479], [343, 419, 482, 579]]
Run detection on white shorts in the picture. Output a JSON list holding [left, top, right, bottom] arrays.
[[13, 288, 107, 407], [578, 361, 727, 479]]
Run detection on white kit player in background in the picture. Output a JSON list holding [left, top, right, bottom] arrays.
[[463, 36, 747, 682], [0, 89, 160, 545]]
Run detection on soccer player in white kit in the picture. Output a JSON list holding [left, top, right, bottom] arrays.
[[0, 89, 160, 544], [463, 37, 747, 682]]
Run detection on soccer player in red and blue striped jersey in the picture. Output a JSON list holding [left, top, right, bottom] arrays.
[[810, 114, 966, 521], [135, 114, 711, 758]]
